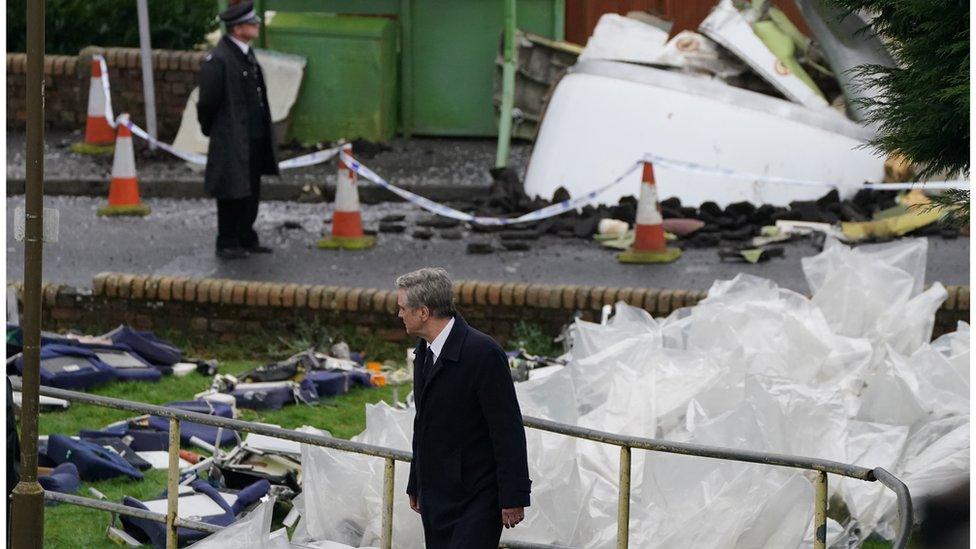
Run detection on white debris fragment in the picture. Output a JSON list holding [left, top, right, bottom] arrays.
[[292, 237, 965, 548]]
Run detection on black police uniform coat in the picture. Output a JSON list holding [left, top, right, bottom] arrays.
[[407, 314, 531, 547], [197, 35, 278, 200]]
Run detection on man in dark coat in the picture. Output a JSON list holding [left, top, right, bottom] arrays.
[[197, 1, 278, 259], [396, 268, 531, 548]]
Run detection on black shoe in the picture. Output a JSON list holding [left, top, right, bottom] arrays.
[[245, 244, 274, 254], [216, 247, 250, 260]]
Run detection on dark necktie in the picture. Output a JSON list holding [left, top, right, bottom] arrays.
[[423, 349, 434, 380], [246, 51, 265, 107]]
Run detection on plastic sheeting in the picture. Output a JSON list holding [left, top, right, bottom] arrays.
[[190, 498, 277, 549], [190, 497, 373, 549], [298, 404, 421, 548], [294, 237, 967, 548]]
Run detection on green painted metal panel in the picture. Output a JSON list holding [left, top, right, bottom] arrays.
[[259, 0, 562, 136], [265, 13, 398, 144], [408, 0, 559, 136], [265, 0, 400, 13]]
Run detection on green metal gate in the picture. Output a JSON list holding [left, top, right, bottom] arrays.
[[254, 0, 564, 137]]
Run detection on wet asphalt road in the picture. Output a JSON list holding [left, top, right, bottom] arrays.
[[5, 195, 970, 293]]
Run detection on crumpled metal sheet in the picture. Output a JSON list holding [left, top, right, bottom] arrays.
[[794, 0, 895, 123]]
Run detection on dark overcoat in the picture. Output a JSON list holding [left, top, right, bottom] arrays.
[[407, 314, 532, 540], [197, 35, 278, 200]]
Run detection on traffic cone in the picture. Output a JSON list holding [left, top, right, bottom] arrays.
[[84, 57, 115, 146], [97, 114, 150, 217], [318, 143, 376, 250], [618, 161, 681, 264]]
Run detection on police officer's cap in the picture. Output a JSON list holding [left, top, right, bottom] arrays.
[[220, 1, 261, 27]]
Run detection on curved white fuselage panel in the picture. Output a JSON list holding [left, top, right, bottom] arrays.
[[523, 61, 885, 207]]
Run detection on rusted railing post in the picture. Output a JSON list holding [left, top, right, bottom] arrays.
[[814, 471, 827, 549], [381, 457, 395, 549], [166, 419, 181, 549], [617, 446, 631, 549]]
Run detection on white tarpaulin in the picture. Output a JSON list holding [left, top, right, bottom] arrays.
[[291, 237, 966, 548]]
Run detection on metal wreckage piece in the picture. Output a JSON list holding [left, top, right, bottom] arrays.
[[508, 349, 569, 382]]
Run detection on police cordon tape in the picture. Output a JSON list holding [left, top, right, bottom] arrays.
[[93, 55, 969, 225], [117, 115, 344, 170], [95, 54, 344, 170], [343, 150, 971, 226], [113, 120, 969, 227], [643, 153, 971, 192], [341, 150, 644, 226], [96, 55, 115, 129]]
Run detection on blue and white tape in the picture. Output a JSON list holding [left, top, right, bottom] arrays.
[[642, 153, 970, 191], [119, 115, 344, 169], [95, 55, 968, 227], [120, 116, 207, 164], [117, 114, 343, 170], [95, 55, 116, 128], [97, 57, 343, 170], [342, 151, 642, 226], [278, 145, 345, 170], [346, 150, 969, 226]]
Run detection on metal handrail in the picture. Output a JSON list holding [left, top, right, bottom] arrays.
[[522, 415, 914, 548], [24, 384, 411, 462], [19, 382, 913, 549], [521, 415, 876, 479], [44, 491, 223, 534]]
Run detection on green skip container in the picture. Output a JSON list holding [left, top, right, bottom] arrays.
[[265, 12, 398, 144]]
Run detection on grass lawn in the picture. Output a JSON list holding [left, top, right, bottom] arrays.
[[30, 327, 413, 548]]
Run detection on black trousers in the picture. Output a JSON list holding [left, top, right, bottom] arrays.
[[216, 139, 265, 250], [421, 499, 502, 549]]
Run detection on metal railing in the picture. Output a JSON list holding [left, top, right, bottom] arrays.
[[18, 382, 913, 549], [521, 416, 914, 549]]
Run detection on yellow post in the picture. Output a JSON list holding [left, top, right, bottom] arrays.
[[381, 458, 395, 549], [814, 471, 828, 549], [166, 419, 181, 549], [617, 446, 631, 549]]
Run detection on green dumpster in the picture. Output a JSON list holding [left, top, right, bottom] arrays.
[[265, 13, 398, 144]]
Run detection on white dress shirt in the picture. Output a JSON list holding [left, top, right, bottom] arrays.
[[228, 35, 251, 55], [426, 316, 456, 363]]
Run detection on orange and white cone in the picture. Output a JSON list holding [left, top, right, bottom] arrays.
[[318, 143, 375, 250], [84, 57, 115, 146], [618, 161, 681, 263], [98, 115, 150, 217]]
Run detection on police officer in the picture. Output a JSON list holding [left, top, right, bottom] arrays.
[[198, 1, 278, 259]]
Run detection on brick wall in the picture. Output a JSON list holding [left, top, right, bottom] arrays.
[[7, 47, 207, 141], [9, 274, 970, 347], [6, 54, 81, 129]]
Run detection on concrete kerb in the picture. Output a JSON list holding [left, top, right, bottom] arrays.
[[18, 274, 972, 346]]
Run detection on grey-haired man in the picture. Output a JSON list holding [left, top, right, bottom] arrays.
[[397, 267, 531, 548]]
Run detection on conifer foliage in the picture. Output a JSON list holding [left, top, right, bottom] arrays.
[[829, 0, 969, 226]]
